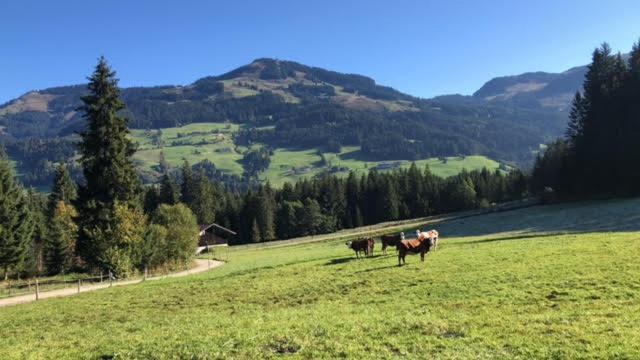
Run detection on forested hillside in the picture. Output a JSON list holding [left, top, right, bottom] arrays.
[[0, 58, 573, 188]]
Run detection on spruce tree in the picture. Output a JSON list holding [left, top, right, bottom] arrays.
[[48, 163, 77, 216], [143, 185, 160, 214], [75, 57, 141, 269], [159, 174, 180, 205], [191, 168, 216, 224], [345, 172, 360, 228], [379, 177, 400, 221], [0, 150, 34, 279], [256, 184, 276, 241], [25, 189, 48, 275], [250, 218, 261, 243], [180, 160, 195, 205], [276, 201, 299, 239], [46, 201, 78, 274]]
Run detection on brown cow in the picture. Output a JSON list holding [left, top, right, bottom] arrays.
[[419, 230, 440, 251], [380, 232, 404, 255], [396, 231, 437, 266], [346, 238, 374, 258]]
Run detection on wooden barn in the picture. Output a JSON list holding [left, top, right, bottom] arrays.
[[198, 223, 237, 247]]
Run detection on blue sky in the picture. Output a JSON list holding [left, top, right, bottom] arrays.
[[1, 0, 639, 103]]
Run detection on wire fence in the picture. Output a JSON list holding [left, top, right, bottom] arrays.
[[0, 264, 193, 301]]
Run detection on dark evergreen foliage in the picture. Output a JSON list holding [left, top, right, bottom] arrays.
[[533, 39, 640, 198], [0, 149, 34, 278], [75, 57, 142, 270]]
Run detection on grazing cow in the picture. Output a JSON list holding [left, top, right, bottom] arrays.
[[346, 238, 373, 258], [380, 232, 404, 255], [396, 230, 438, 266], [419, 229, 440, 251]]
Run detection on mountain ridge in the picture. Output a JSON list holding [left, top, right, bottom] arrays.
[[0, 57, 577, 187]]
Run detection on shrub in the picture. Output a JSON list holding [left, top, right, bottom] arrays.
[[152, 204, 199, 266]]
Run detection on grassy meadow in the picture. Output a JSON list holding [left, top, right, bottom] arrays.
[[129, 122, 504, 186], [2, 198, 640, 358]]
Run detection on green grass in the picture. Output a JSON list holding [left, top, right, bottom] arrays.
[[262, 146, 503, 187], [2, 198, 640, 358], [130, 122, 504, 186], [131, 123, 244, 176]]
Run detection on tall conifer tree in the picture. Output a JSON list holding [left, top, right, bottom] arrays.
[[48, 163, 77, 216], [0, 150, 33, 279], [75, 57, 141, 269]]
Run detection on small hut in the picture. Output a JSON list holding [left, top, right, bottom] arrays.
[[198, 223, 237, 247]]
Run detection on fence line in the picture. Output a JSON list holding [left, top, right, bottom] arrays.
[[0, 263, 193, 301]]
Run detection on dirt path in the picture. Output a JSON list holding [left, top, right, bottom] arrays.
[[0, 259, 223, 308]]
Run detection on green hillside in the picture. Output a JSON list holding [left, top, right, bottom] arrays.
[[1, 57, 570, 190], [131, 122, 505, 186], [2, 198, 639, 358]]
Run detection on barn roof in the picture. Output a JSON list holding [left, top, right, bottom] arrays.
[[199, 222, 237, 236]]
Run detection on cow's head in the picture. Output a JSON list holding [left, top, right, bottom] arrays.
[[345, 241, 352, 248]]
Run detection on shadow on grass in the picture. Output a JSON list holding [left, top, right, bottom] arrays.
[[324, 254, 385, 266], [418, 198, 640, 239], [355, 264, 398, 273], [456, 232, 565, 246]]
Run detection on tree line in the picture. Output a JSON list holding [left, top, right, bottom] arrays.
[[532, 39, 640, 198], [143, 160, 528, 245]]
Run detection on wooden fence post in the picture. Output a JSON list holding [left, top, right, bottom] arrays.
[[77, 279, 81, 294], [35, 279, 39, 300], [8, 280, 11, 296], [109, 271, 113, 287]]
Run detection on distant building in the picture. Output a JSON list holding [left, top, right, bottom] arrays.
[[198, 223, 237, 247]]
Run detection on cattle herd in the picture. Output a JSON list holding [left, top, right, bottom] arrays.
[[346, 229, 439, 266]]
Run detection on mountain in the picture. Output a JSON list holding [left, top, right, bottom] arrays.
[[473, 54, 629, 112], [0, 58, 576, 187], [472, 67, 586, 111]]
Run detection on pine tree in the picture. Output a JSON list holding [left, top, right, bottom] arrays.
[[0, 150, 34, 279], [379, 177, 400, 221], [75, 57, 141, 270], [250, 218, 261, 243], [25, 190, 48, 275], [255, 184, 276, 241], [191, 168, 216, 224], [276, 201, 300, 239], [46, 201, 78, 274], [159, 174, 180, 205], [143, 186, 160, 214], [47, 163, 77, 216], [345, 172, 360, 228], [625, 40, 640, 193], [565, 92, 585, 148], [180, 160, 195, 205], [300, 198, 323, 235]]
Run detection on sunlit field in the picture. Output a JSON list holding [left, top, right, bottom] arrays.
[[2, 199, 640, 359]]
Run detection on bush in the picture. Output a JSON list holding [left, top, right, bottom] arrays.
[[90, 203, 147, 277], [152, 204, 199, 266]]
